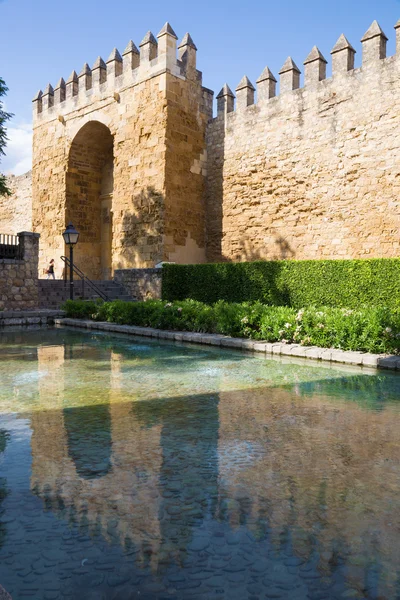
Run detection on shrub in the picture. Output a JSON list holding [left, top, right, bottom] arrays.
[[62, 299, 400, 355], [161, 258, 400, 309]]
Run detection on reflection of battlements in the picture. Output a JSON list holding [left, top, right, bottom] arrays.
[[32, 23, 213, 124]]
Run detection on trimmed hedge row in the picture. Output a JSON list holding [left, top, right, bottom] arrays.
[[62, 299, 400, 354], [161, 259, 400, 309]]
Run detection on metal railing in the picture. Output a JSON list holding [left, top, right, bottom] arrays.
[[0, 234, 22, 260], [61, 256, 110, 301]]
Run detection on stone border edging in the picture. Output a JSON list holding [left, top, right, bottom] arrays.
[[0, 310, 65, 327], [55, 318, 400, 370]]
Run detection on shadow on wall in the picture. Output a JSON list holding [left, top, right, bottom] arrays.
[[205, 120, 295, 264], [240, 236, 295, 262], [115, 187, 165, 269]]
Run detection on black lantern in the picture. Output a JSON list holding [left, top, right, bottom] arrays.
[[62, 223, 79, 300], [62, 223, 80, 246]]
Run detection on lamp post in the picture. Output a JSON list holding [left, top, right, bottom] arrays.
[[62, 223, 80, 300]]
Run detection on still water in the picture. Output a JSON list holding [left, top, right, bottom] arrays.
[[0, 326, 400, 600]]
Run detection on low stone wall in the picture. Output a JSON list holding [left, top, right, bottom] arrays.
[[0, 309, 64, 327], [0, 232, 40, 310], [114, 268, 162, 301]]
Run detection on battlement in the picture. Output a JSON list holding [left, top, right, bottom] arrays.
[[32, 22, 213, 123], [215, 19, 400, 118]]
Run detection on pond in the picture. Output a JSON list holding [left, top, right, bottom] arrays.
[[0, 326, 400, 600]]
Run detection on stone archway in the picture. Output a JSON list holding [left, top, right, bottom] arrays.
[[66, 121, 114, 280]]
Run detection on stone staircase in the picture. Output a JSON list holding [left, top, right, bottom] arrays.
[[39, 279, 134, 309]]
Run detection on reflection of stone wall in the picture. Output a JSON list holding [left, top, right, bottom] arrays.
[[0, 172, 32, 234], [0, 232, 39, 310], [217, 386, 400, 591], [30, 349, 163, 570], [114, 267, 162, 300]]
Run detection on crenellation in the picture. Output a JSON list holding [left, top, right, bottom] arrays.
[[25, 17, 400, 273], [206, 18, 400, 263], [395, 20, 400, 55], [106, 48, 123, 78], [178, 33, 197, 79], [65, 71, 78, 99], [235, 76, 255, 110], [201, 87, 214, 120], [91, 56, 107, 87], [54, 78, 66, 104], [32, 90, 43, 114], [331, 34, 356, 75], [42, 84, 54, 110], [304, 46, 327, 85], [78, 63, 92, 92], [361, 20, 388, 65], [256, 67, 277, 102], [279, 57, 301, 93], [122, 40, 140, 71], [157, 22, 178, 71], [216, 84, 235, 117], [139, 31, 158, 63]]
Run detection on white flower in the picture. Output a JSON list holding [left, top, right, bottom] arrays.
[[278, 329, 284, 336], [165, 303, 172, 308], [241, 316, 249, 324], [285, 322, 292, 329], [385, 327, 392, 333], [317, 323, 325, 329], [316, 311, 325, 318], [177, 307, 183, 312]]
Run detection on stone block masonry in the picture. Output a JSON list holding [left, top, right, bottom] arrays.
[[1, 172, 32, 234], [206, 19, 400, 262], [0, 232, 39, 310], [4, 17, 400, 276], [114, 268, 162, 300], [32, 22, 212, 280]]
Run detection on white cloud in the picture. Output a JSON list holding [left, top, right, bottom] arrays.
[[1, 122, 32, 176]]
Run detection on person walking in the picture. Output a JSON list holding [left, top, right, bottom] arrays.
[[46, 259, 55, 280]]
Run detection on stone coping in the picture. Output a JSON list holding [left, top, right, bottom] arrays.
[[0, 310, 65, 327], [55, 318, 400, 370]]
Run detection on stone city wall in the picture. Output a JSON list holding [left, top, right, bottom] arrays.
[[114, 267, 162, 300], [32, 23, 212, 279], [206, 20, 400, 262], [0, 232, 39, 310], [0, 172, 32, 234]]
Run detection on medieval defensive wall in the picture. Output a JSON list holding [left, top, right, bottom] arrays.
[[2, 18, 400, 278]]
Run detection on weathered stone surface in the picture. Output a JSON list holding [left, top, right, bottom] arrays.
[[4, 19, 400, 275], [0, 232, 39, 310], [29, 32, 211, 279], [205, 26, 400, 263], [114, 268, 161, 300], [1, 172, 32, 234]]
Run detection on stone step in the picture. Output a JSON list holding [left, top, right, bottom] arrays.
[[39, 277, 135, 308]]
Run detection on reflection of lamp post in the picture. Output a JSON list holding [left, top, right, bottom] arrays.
[[62, 223, 79, 300]]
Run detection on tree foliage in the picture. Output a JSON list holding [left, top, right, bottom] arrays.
[[0, 77, 12, 196]]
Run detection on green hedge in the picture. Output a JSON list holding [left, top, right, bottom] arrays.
[[62, 299, 400, 354], [161, 259, 400, 309]]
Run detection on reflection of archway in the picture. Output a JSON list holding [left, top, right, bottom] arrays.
[[63, 404, 112, 480], [66, 121, 114, 280]]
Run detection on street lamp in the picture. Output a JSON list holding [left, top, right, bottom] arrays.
[[62, 223, 79, 300]]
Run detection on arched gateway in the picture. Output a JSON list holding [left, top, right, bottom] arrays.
[[66, 122, 114, 280], [31, 23, 209, 280]]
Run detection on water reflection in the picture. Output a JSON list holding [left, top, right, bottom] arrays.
[[0, 327, 400, 599]]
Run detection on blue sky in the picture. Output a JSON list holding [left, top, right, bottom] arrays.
[[1, 0, 400, 174]]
